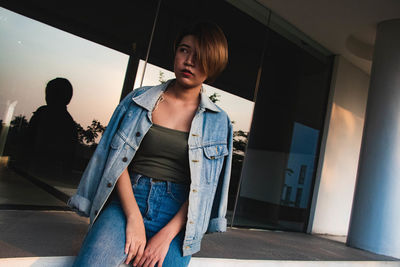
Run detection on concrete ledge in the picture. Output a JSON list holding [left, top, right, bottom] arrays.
[[0, 256, 399, 267]]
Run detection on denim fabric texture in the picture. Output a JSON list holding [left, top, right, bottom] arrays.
[[73, 173, 191, 267], [68, 79, 233, 256]]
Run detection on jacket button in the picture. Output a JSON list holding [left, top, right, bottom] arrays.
[[107, 182, 112, 188], [122, 157, 128, 162], [135, 132, 141, 137]]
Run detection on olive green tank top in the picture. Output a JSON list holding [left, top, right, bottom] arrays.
[[129, 123, 190, 184]]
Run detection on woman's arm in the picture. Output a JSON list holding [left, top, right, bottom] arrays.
[[116, 168, 146, 265], [137, 200, 188, 267], [157, 200, 188, 240]]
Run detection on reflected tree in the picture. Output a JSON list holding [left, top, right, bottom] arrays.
[[159, 71, 167, 84], [74, 119, 105, 171], [233, 130, 248, 154], [76, 119, 105, 146], [3, 115, 29, 157], [207, 92, 250, 208], [229, 128, 248, 209], [208, 92, 220, 103], [10, 115, 29, 131]]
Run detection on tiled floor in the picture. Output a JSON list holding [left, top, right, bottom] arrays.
[[0, 166, 398, 262], [0, 209, 397, 262], [0, 167, 65, 207]]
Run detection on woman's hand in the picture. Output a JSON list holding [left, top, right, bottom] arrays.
[[125, 216, 146, 265], [134, 200, 189, 266], [136, 228, 172, 267], [116, 168, 147, 265]]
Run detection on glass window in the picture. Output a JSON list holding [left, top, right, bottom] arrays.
[[145, 0, 269, 224], [0, 7, 128, 206], [1, 0, 334, 234], [234, 25, 333, 231], [142, 0, 333, 231], [298, 165, 307, 185]]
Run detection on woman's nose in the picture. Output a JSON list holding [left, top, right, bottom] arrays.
[[184, 54, 194, 66]]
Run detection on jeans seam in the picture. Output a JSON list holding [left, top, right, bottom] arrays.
[[167, 182, 183, 203], [131, 173, 142, 187], [144, 181, 152, 218]]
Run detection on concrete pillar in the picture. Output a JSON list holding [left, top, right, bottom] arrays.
[[311, 56, 369, 236], [347, 19, 400, 258]]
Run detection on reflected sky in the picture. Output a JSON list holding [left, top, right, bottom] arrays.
[[135, 60, 254, 132], [0, 7, 253, 133], [0, 7, 128, 128]]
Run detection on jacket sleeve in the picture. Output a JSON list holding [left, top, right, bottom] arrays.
[[67, 93, 132, 216], [207, 116, 233, 232]]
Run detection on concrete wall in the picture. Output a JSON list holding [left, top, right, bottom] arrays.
[[311, 56, 370, 236]]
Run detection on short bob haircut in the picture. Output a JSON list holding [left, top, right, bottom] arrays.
[[174, 22, 228, 83]]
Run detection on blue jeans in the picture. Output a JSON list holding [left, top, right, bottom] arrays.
[[73, 173, 191, 267]]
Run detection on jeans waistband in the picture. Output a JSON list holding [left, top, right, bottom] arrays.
[[130, 173, 189, 189], [131, 173, 166, 185], [129, 173, 189, 202]]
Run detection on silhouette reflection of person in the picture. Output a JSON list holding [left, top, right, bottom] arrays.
[[26, 78, 77, 178]]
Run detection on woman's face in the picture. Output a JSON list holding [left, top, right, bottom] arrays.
[[174, 35, 207, 90]]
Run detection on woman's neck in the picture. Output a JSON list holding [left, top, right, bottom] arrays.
[[166, 81, 201, 104]]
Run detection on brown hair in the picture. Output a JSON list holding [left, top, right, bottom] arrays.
[[174, 22, 228, 83]]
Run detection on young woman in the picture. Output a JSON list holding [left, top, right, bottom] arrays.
[[69, 22, 233, 267]]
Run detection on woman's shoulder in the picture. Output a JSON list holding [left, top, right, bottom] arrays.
[[132, 85, 154, 96], [119, 86, 153, 107], [206, 102, 231, 124]]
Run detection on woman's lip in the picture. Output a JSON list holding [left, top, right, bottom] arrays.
[[181, 70, 193, 77]]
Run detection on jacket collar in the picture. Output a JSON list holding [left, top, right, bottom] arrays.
[[132, 79, 220, 113]]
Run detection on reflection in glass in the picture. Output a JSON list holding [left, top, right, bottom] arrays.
[[145, 0, 270, 227], [22, 78, 78, 179], [0, 1, 334, 234], [233, 27, 333, 231], [281, 123, 319, 209], [0, 101, 17, 159], [0, 7, 128, 205]]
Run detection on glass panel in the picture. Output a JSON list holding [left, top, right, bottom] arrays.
[[0, 7, 128, 207], [145, 0, 270, 224], [234, 26, 333, 231], [147, 0, 266, 101]]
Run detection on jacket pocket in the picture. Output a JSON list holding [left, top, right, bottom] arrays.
[[106, 131, 126, 171], [203, 144, 228, 184], [110, 131, 125, 149]]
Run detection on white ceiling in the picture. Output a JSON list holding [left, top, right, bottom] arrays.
[[257, 0, 400, 75]]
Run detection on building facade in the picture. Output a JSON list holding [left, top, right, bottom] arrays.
[[0, 0, 399, 258]]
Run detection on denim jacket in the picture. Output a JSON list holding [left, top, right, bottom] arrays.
[[68, 79, 233, 256]]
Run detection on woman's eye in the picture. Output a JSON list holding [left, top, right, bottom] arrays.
[[179, 47, 188, 53]]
